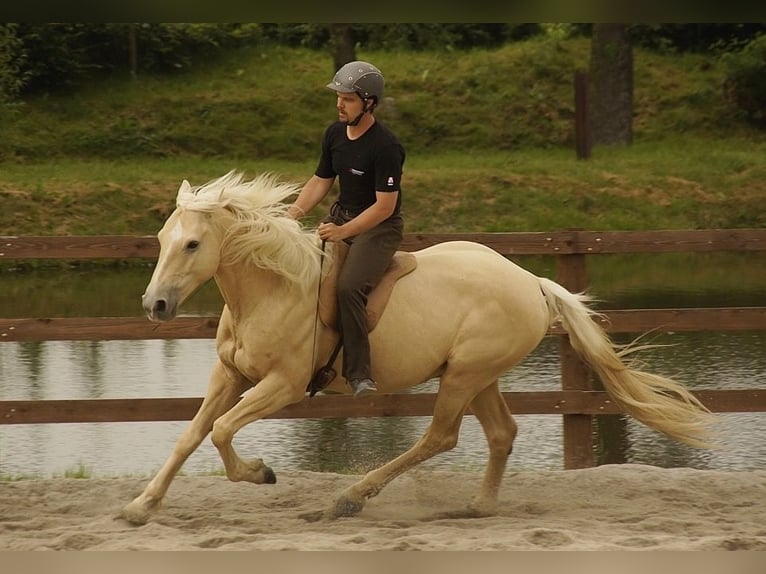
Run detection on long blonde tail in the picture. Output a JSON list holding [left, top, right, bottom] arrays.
[[538, 277, 716, 449]]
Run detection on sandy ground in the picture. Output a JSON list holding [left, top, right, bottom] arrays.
[[1, 463, 765, 551]]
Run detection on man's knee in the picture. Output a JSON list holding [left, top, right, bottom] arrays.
[[337, 277, 365, 301]]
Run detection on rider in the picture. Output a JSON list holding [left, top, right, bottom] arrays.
[[287, 61, 405, 398]]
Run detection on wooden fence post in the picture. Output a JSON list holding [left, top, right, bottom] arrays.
[[556, 247, 595, 469]]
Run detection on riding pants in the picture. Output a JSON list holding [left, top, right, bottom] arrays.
[[327, 207, 403, 381]]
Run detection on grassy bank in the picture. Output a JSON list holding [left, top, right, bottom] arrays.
[[1, 138, 764, 236], [1, 39, 764, 236]]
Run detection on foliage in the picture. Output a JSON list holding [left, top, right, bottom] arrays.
[[629, 24, 766, 53], [355, 23, 541, 50], [8, 23, 263, 94], [12, 24, 128, 93], [0, 24, 26, 121], [125, 23, 263, 73], [5, 23, 764, 101], [720, 34, 766, 127], [255, 23, 541, 51], [4, 24, 543, 96]]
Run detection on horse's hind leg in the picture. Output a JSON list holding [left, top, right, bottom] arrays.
[[467, 380, 517, 515], [329, 374, 483, 519], [120, 360, 246, 525]]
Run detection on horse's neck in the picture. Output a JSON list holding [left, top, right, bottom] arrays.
[[214, 264, 295, 323], [213, 224, 323, 325]]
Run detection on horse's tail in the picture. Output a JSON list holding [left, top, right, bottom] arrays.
[[537, 277, 716, 449]]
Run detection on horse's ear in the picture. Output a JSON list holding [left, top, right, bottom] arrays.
[[179, 179, 191, 194]]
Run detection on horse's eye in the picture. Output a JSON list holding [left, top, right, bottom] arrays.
[[186, 240, 200, 251]]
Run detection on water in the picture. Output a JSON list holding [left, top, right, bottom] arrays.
[[1, 254, 764, 478]]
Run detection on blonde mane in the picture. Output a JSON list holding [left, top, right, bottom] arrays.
[[176, 170, 327, 290]]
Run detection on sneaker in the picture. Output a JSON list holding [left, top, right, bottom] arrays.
[[349, 378, 377, 397]]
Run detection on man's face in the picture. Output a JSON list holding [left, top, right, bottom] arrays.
[[335, 91, 365, 123]]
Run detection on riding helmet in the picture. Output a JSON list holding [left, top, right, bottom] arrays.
[[326, 61, 385, 103]]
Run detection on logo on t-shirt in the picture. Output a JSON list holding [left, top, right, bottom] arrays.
[[387, 176, 395, 186], [349, 168, 364, 176]]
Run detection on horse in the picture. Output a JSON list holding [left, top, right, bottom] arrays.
[[120, 170, 715, 525]]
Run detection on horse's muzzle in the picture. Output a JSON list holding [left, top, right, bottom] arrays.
[[142, 292, 178, 322]]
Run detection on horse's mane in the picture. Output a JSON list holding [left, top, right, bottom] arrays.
[[176, 170, 327, 290]]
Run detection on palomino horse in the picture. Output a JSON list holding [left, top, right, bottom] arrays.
[[121, 171, 714, 525]]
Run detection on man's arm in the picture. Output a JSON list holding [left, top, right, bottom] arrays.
[[317, 191, 398, 242], [287, 175, 335, 219]]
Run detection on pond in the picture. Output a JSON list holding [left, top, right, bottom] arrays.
[[1, 252, 764, 478]]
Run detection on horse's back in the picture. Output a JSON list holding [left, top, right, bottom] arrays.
[[411, 240, 543, 297], [415, 239, 501, 257]]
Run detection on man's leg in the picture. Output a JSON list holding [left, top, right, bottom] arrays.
[[337, 217, 403, 387]]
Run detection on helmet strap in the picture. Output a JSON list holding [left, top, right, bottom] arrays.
[[346, 110, 365, 127], [345, 97, 375, 127]]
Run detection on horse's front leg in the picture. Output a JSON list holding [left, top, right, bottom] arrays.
[[210, 372, 305, 484], [120, 360, 247, 525]]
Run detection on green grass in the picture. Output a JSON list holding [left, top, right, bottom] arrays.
[[0, 39, 764, 236], [0, 462, 93, 481], [61, 463, 92, 479]]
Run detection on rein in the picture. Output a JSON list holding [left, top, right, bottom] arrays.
[[308, 239, 326, 380], [306, 239, 343, 397]]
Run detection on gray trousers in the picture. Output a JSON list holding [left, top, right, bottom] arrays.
[[327, 208, 404, 381]]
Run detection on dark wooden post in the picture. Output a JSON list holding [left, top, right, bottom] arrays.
[[596, 411, 629, 465], [129, 24, 138, 79], [574, 71, 591, 160], [556, 245, 595, 469]]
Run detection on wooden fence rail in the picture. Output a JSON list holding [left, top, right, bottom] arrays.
[[1, 228, 765, 259], [2, 390, 764, 425], [2, 229, 765, 469], [2, 308, 765, 342]]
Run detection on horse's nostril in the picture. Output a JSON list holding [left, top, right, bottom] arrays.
[[155, 300, 167, 313]]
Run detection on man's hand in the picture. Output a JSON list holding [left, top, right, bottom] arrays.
[[317, 222, 348, 242]]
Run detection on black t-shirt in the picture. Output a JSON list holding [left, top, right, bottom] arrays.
[[315, 121, 405, 215]]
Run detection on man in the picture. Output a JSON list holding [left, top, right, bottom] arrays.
[[288, 61, 405, 398]]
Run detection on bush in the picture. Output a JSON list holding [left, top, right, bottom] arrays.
[[721, 34, 766, 127], [0, 24, 26, 102], [13, 23, 264, 94]]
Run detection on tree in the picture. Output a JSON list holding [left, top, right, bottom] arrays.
[[588, 24, 633, 147], [329, 24, 355, 73]]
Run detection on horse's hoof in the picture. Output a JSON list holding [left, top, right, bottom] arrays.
[[468, 497, 497, 517], [331, 495, 365, 518], [236, 459, 277, 484], [119, 502, 151, 526]]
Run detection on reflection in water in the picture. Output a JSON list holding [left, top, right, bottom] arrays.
[[14, 343, 46, 401], [72, 341, 105, 398], [0, 332, 764, 478]]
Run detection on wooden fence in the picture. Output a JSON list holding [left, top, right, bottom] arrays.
[[1, 229, 765, 469]]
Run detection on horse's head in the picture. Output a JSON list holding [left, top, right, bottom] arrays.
[[142, 180, 224, 322], [143, 170, 322, 320]]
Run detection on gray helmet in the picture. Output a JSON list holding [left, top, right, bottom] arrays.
[[326, 61, 384, 103]]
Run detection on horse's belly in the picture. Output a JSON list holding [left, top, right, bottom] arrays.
[[369, 245, 549, 388]]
